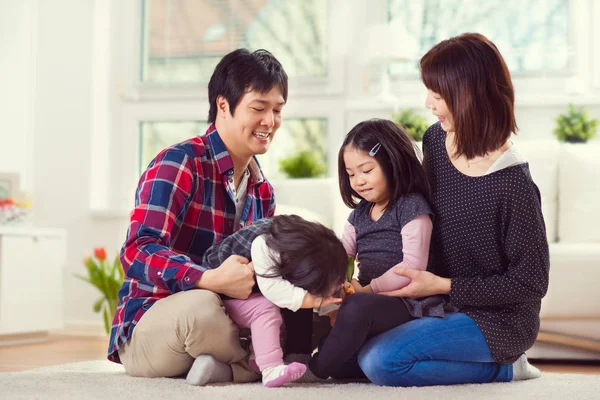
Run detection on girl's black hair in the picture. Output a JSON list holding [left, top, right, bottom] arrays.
[[262, 215, 347, 298], [338, 118, 430, 209]]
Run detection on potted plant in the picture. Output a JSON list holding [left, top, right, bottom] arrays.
[[75, 247, 123, 334], [279, 150, 327, 178], [272, 151, 331, 226], [392, 109, 430, 142], [553, 104, 599, 143]]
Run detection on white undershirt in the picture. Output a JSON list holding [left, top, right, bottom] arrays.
[[232, 168, 250, 228], [486, 145, 526, 174], [250, 235, 308, 311]]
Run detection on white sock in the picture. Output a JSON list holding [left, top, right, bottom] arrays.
[[186, 355, 233, 386], [512, 354, 541, 381], [262, 362, 307, 388]]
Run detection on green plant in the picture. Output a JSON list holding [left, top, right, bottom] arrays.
[[347, 255, 355, 282], [553, 104, 599, 143], [75, 247, 123, 334], [392, 109, 430, 141], [279, 150, 326, 178]]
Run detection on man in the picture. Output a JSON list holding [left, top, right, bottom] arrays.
[[108, 49, 312, 385]]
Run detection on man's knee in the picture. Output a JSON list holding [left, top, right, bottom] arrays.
[[163, 290, 240, 350], [176, 290, 232, 328], [170, 291, 247, 362]]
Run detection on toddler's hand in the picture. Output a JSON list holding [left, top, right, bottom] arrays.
[[343, 281, 355, 296]]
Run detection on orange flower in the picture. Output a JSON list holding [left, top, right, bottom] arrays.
[[94, 247, 107, 261]]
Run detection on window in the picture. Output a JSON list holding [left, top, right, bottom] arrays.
[[255, 118, 328, 179], [141, 0, 328, 84], [139, 121, 205, 173], [387, 0, 570, 76], [139, 118, 328, 178]]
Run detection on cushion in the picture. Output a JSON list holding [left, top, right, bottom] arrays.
[[558, 143, 600, 243], [270, 178, 334, 228], [512, 139, 559, 243], [275, 204, 331, 228], [541, 243, 600, 317]]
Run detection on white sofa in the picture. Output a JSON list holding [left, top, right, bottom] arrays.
[[274, 140, 600, 360], [515, 140, 600, 360]]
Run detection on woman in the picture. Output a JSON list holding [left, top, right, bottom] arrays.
[[356, 33, 550, 387]]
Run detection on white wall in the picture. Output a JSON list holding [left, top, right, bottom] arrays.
[[0, 0, 36, 191], [1, 0, 599, 335], [0, 0, 128, 334]]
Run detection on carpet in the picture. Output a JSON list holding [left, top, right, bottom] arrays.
[[1, 361, 599, 400]]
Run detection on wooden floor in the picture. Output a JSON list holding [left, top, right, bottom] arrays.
[[0, 334, 109, 372], [1, 334, 600, 374]]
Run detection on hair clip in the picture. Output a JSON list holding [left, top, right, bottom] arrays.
[[369, 142, 381, 157]]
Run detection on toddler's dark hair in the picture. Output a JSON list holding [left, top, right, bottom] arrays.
[[262, 215, 347, 298]]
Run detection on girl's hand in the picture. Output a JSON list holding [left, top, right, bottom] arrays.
[[350, 279, 372, 294], [378, 267, 451, 298], [320, 294, 343, 308], [301, 292, 343, 309], [350, 279, 363, 292]]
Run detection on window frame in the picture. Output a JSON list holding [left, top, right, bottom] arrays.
[[91, 0, 600, 217], [385, 0, 597, 105], [91, 0, 348, 215], [121, 0, 345, 101]]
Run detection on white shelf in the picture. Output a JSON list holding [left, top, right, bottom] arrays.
[[0, 226, 66, 237]]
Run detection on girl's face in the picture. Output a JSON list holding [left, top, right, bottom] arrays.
[[343, 145, 389, 207], [425, 89, 454, 132]]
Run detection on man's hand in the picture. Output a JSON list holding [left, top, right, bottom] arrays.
[[195, 255, 255, 299], [378, 267, 451, 298]]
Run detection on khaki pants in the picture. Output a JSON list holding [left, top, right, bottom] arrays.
[[118, 289, 259, 383]]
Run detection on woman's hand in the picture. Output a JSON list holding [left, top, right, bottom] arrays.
[[379, 267, 451, 298]]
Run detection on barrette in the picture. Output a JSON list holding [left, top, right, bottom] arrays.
[[369, 142, 381, 156]]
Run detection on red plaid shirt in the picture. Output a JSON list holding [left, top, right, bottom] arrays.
[[107, 124, 275, 362]]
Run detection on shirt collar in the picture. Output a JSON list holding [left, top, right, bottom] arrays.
[[206, 124, 234, 176], [205, 124, 266, 184]]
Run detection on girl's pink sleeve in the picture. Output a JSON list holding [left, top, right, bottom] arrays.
[[341, 221, 357, 256], [370, 214, 433, 293]]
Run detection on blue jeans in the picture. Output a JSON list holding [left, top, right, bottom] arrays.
[[357, 313, 513, 386]]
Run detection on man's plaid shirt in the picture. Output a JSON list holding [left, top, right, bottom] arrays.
[[107, 124, 275, 362]]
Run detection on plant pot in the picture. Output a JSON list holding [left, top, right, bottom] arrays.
[[564, 137, 587, 144]]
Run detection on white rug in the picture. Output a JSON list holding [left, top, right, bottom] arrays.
[[1, 361, 599, 400]]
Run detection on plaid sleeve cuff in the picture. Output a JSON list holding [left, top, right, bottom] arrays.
[[181, 263, 206, 291]]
